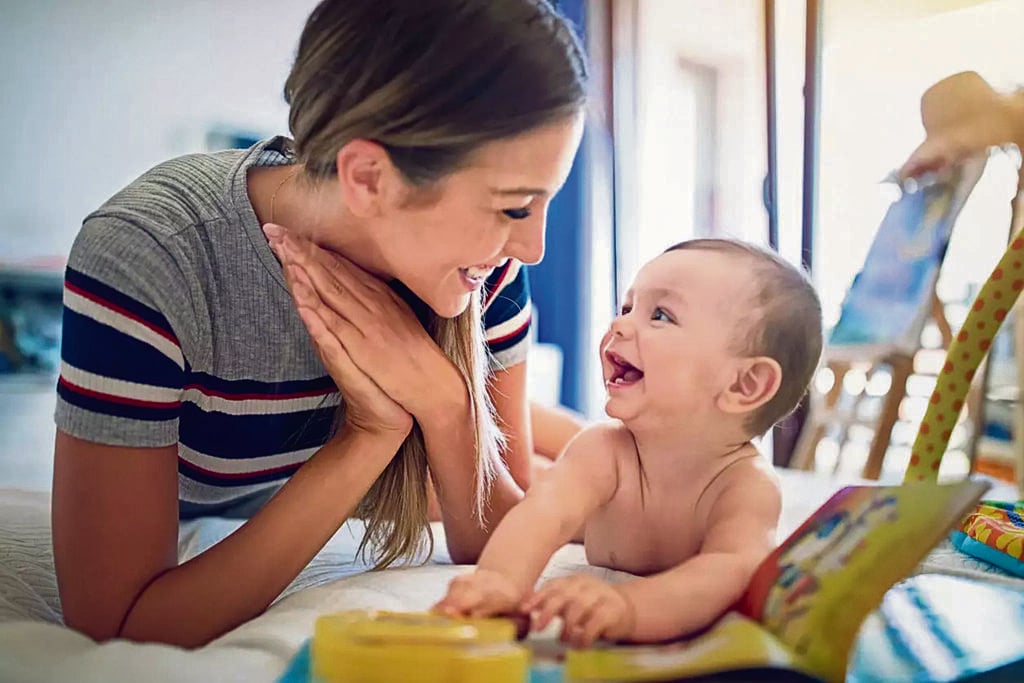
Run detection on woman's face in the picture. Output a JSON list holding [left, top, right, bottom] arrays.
[[376, 114, 584, 318]]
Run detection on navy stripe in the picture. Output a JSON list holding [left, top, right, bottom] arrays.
[[489, 325, 530, 354], [65, 267, 176, 338], [57, 381, 180, 422], [178, 459, 301, 488], [483, 265, 530, 332], [184, 371, 334, 397], [61, 308, 184, 388], [483, 260, 514, 305], [178, 402, 336, 459]]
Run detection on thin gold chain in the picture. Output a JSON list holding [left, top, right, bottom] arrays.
[[269, 167, 299, 225]]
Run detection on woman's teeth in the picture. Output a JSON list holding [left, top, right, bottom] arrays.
[[461, 266, 492, 281]]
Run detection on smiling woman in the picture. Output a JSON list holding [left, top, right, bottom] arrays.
[[50, 0, 588, 649]]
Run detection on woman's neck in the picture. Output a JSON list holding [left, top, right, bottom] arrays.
[[249, 164, 391, 278]]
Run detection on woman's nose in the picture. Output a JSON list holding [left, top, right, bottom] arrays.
[[503, 217, 546, 265]]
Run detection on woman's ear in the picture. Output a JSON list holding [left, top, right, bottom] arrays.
[[335, 139, 393, 218], [717, 357, 782, 416]]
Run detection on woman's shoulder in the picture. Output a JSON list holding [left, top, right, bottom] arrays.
[[87, 149, 244, 237]]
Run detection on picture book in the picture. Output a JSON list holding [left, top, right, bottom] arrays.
[[827, 161, 985, 360]]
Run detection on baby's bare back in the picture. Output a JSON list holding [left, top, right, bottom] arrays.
[[582, 427, 771, 576]]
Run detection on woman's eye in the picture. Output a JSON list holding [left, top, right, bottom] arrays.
[[502, 207, 532, 220], [652, 307, 673, 323]]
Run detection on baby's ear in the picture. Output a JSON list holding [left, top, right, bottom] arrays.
[[718, 357, 782, 416]]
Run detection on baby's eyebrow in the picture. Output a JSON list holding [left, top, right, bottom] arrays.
[[646, 286, 686, 306]]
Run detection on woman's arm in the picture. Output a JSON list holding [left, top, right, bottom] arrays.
[[489, 362, 533, 488], [418, 377, 526, 563], [53, 424, 406, 648], [530, 401, 585, 460]]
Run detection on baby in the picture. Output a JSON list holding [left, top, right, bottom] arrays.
[[433, 239, 823, 647]]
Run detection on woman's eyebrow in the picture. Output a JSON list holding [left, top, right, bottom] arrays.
[[489, 186, 549, 197]]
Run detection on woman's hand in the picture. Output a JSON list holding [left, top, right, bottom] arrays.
[[263, 224, 467, 424], [900, 71, 1024, 181], [264, 224, 413, 438]]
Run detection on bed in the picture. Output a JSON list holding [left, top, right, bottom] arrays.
[[0, 469, 1019, 683]]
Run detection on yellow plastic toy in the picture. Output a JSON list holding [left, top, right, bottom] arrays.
[[311, 610, 529, 683], [904, 234, 1024, 481]]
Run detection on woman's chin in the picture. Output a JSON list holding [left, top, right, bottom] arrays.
[[425, 291, 472, 319]]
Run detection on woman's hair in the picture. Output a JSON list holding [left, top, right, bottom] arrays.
[[285, 0, 588, 184], [665, 239, 823, 437], [284, 0, 588, 569]]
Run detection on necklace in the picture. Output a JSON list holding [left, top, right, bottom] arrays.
[[269, 167, 299, 225]]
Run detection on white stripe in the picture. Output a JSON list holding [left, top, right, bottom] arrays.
[[485, 301, 532, 342], [484, 259, 522, 313], [61, 362, 181, 404], [181, 388, 340, 416], [178, 475, 280, 505], [64, 288, 184, 369], [178, 442, 317, 475]]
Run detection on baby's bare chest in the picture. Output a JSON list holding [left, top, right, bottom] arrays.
[[583, 487, 704, 576]]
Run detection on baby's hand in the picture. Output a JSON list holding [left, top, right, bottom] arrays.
[[522, 574, 635, 648], [433, 569, 524, 618]]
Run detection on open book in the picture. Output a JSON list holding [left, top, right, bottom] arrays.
[[561, 478, 1024, 683]]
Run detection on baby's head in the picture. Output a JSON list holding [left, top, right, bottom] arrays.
[[602, 238, 822, 439]]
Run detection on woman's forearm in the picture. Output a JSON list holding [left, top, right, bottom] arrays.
[[419, 390, 524, 564], [118, 426, 404, 647]]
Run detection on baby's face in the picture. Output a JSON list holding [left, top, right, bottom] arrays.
[[601, 249, 753, 424]]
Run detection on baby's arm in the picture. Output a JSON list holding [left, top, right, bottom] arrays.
[[434, 424, 620, 616], [617, 474, 781, 641]]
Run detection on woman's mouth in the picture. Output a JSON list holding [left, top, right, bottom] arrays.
[[459, 265, 495, 291]]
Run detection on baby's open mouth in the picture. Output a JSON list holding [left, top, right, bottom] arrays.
[[606, 350, 644, 385]]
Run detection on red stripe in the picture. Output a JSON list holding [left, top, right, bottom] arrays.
[[66, 281, 179, 346], [488, 315, 532, 345], [181, 384, 335, 401], [179, 457, 303, 480], [58, 376, 181, 409], [484, 260, 513, 307]]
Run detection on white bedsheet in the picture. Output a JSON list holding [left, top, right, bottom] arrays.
[[0, 470, 1018, 683]]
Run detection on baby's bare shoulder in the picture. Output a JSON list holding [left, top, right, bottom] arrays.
[[700, 450, 782, 521]]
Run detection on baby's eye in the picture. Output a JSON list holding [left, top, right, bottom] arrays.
[[502, 207, 532, 220], [652, 307, 674, 323], [619, 304, 633, 315]]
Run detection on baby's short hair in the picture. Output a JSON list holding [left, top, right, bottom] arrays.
[[664, 239, 823, 436]]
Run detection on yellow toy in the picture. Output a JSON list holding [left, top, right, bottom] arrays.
[[311, 610, 529, 683], [905, 234, 1024, 482]]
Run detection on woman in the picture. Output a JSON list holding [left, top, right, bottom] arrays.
[[52, 0, 587, 648]]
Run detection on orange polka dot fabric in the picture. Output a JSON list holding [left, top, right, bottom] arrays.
[[904, 235, 1024, 483]]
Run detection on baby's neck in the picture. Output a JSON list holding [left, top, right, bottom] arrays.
[[626, 420, 754, 485]]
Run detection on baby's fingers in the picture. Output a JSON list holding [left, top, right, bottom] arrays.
[[526, 588, 572, 633]]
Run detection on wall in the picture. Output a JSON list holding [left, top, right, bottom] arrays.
[[0, 0, 318, 262]]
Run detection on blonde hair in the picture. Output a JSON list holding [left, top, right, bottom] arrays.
[[350, 293, 504, 568], [284, 0, 587, 568]]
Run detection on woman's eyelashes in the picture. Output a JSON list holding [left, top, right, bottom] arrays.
[[502, 207, 532, 220]]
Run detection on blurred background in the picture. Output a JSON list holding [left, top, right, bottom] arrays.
[[3, 0, 1024, 492]]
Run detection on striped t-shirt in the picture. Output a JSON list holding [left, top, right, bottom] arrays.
[[55, 137, 531, 515]]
